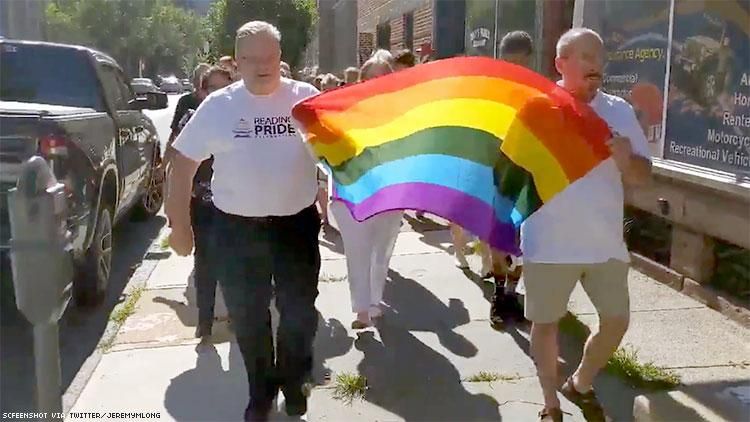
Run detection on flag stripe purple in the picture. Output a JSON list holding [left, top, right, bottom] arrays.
[[335, 182, 520, 255]]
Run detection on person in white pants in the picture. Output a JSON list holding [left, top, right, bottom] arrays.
[[331, 202, 402, 328], [330, 50, 403, 329]]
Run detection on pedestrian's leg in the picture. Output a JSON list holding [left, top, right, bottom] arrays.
[[331, 201, 374, 326], [524, 263, 581, 416], [191, 199, 216, 337], [478, 241, 493, 277], [369, 211, 402, 316], [316, 185, 328, 224], [573, 260, 630, 391], [212, 212, 275, 421], [450, 224, 469, 268], [271, 205, 321, 417]]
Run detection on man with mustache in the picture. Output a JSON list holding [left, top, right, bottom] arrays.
[[523, 28, 652, 422]]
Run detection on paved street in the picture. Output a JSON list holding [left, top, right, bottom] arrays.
[[145, 93, 182, 152], [0, 95, 179, 415]]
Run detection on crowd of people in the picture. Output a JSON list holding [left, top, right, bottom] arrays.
[[164, 20, 651, 422]]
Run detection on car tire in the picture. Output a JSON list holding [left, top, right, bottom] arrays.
[[131, 153, 164, 220], [74, 205, 113, 307]]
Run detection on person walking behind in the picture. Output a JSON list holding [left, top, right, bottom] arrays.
[[167, 21, 321, 421], [219, 55, 239, 80], [343, 67, 360, 85], [173, 66, 234, 342], [523, 28, 652, 422], [329, 50, 403, 329], [167, 63, 211, 158], [393, 49, 417, 71], [280, 61, 291, 78], [486, 30, 536, 329]]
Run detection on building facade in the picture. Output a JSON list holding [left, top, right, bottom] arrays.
[[0, 0, 48, 41], [464, 0, 574, 77], [357, 0, 465, 64]]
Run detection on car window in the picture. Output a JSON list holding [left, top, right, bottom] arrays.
[[0, 43, 104, 110], [115, 71, 134, 106], [99, 65, 130, 110]]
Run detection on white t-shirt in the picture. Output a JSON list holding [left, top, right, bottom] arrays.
[[520, 89, 651, 264], [173, 78, 320, 217]]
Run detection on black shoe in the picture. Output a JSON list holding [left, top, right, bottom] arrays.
[[195, 323, 212, 339], [503, 292, 525, 320], [243, 405, 270, 422], [489, 293, 505, 329], [282, 382, 312, 416]]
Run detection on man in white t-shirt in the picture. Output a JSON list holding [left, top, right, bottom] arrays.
[[523, 28, 652, 422], [166, 21, 320, 422]]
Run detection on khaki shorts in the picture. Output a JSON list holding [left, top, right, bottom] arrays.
[[523, 259, 630, 323]]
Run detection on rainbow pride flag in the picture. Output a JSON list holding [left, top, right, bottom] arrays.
[[292, 57, 612, 254]]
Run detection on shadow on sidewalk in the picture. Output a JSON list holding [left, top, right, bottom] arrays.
[[403, 214, 453, 254], [312, 312, 354, 385], [402, 213, 448, 233], [384, 269, 477, 358], [319, 225, 344, 255], [163, 343, 246, 422], [355, 325, 501, 421], [162, 312, 353, 421], [340, 269, 500, 420]]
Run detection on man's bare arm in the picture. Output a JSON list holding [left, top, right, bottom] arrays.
[[620, 155, 652, 187], [165, 150, 200, 229]]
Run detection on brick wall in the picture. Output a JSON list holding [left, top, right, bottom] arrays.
[[357, 0, 433, 51], [413, 4, 433, 52], [390, 16, 405, 51]]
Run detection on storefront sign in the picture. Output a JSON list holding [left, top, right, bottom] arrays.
[[663, 0, 750, 174], [599, 0, 671, 157]]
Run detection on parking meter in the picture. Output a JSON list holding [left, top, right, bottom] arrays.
[[7, 156, 73, 417]]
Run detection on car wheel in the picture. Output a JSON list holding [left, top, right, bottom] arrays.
[[74, 205, 113, 307], [131, 154, 164, 220]]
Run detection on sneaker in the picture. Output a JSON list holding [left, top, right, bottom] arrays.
[[539, 407, 563, 422], [561, 378, 606, 422]]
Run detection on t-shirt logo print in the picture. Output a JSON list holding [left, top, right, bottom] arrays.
[[233, 118, 253, 139], [253, 116, 297, 139]]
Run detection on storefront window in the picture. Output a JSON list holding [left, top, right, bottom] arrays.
[[465, 0, 497, 57], [583, 0, 672, 157], [663, 0, 750, 174]]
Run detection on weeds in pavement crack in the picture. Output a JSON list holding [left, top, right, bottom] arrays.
[[99, 284, 145, 352], [332, 372, 367, 404], [606, 346, 681, 390], [559, 312, 681, 390], [464, 371, 520, 385], [320, 272, 347, 283]]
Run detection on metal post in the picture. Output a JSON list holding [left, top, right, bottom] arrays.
[[33, 322, 63, 417]]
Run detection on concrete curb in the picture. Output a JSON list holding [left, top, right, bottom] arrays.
[[629, 252, 750, 329]]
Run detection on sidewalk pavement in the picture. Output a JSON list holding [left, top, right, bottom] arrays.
[[68, 214, 750, 421]]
